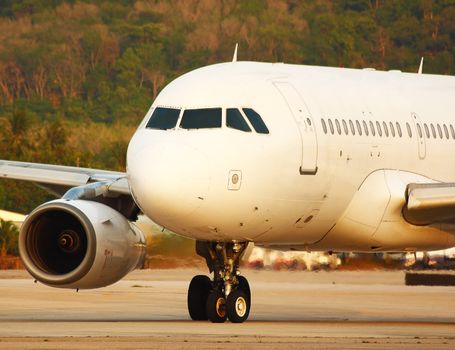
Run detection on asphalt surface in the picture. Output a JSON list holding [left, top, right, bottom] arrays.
[[0, 269, 454, 349]]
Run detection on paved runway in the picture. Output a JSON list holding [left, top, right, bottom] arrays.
[[0, 269, 454, 349]]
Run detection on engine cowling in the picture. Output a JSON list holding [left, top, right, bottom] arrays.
[[19, 199, 146, 289]]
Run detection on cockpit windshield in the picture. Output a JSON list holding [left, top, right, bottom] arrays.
[[146, 107, 180, 130], [227, 108, 251, 132], [145, 106, 269, 134], [243, 108, 269, 134], [180, 108, 222, 129]]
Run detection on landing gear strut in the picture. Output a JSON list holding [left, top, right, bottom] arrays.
[[187, 241, 251, 323]]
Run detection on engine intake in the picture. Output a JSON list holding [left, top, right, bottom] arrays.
[[20, 199, 146, 289]]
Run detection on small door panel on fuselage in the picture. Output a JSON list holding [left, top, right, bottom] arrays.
[[273, 82, 318, 174]]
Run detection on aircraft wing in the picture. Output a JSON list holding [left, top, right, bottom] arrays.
[[0, 159, 130, 197], [404, 182, 455, 225]]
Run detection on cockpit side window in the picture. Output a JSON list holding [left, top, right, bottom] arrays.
[[146, 107, 180, 130], [180, 108, 222, 129], [227, 108, 251, 132], [242, 108, 269, 134]]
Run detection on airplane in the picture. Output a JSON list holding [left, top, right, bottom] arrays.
[[1, 60, 455, 323]]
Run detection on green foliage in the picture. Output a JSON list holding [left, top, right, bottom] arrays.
[[2, 0, 452, 117], [0, 219, 19, 256]]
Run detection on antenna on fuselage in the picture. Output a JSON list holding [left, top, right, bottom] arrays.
[[232, 43, 238, 62], [418, 57, 424, 74]]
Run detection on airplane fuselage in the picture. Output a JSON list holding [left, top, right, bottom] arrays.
[[127, 62, 455, 253]]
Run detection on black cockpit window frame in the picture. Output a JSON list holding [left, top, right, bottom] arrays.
[[242, 108, 269, 134], [226, 108, 252, 132], [179, 108, 222, 130], [146, 107, 181, 130]]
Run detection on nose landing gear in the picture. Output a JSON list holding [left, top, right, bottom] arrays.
[[187, 241, 251, 323]]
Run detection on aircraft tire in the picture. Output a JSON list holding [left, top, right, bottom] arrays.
[[187, 275, 211, 320], [206, 290, 227, 323], [237, 275, 251, 302], [226, 289, 250, 323]]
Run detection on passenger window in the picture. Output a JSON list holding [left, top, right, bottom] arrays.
[[376, 121, 382, 137], [342, 120, 348, 135], [349, 120, 355, 135], [369, 121, 376, 136], [450, 125, 455, 139], [406, 123, 412, 137], [389, 122, 395, 137], [328, 119, 334, 134], [443, 124, 449, 139], [424, 124, 430, 138], [437, 124, 443, 138], [226, 108, 251, 132], [416, 123, 423, 138], [146, 107, 180, 130], [242, 108, 269, 134], [335, 119, 341, 134], [180, 108, 222, 129], [382, 122, 389, 137], [355, 120, 362, 136], [396, 122, 402, 137], [430, 124, 436, 138], [321, 119, 327, 134], [362, 121, 369, 136]]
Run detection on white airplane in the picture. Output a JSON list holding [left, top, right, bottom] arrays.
[[1, 60, 455, 323]]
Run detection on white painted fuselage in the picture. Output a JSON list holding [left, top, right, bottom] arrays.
[[127, 62, 455, 253]]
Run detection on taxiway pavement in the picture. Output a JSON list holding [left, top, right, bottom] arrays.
[[0, 269, 454, 349]]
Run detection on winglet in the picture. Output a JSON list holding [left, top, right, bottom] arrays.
[[232, 43, 238, 62], [418, 57, 424, 74]]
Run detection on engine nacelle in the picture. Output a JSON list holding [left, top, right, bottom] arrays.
[[19, 199, 146, 289]]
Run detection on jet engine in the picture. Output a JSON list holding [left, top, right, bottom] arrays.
[[19, 199, 146, 289]]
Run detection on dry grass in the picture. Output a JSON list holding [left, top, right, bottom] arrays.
[[0, 255, 22, 269]]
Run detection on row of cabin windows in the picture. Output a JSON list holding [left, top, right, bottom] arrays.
[[418, 122, 454, 140], [321, 118, 455, 140], [146, 107, 269, 134], [321, 118, 407, 137]]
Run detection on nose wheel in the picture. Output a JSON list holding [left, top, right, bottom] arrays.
[[226, 289, 249, 323], [187, 241, 251, 323], [187, 275, 211, 320], [206, 289, 227, 323]]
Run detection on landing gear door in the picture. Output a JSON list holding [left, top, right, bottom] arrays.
[[273, 82, 318, 175]]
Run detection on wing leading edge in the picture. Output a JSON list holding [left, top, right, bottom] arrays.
[[0, 160, 138, 220], [0, 160, 129, 195], [404, 183, 455, 225]]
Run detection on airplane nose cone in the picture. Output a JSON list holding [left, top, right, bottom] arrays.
[[128, 142, 210, 222]]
